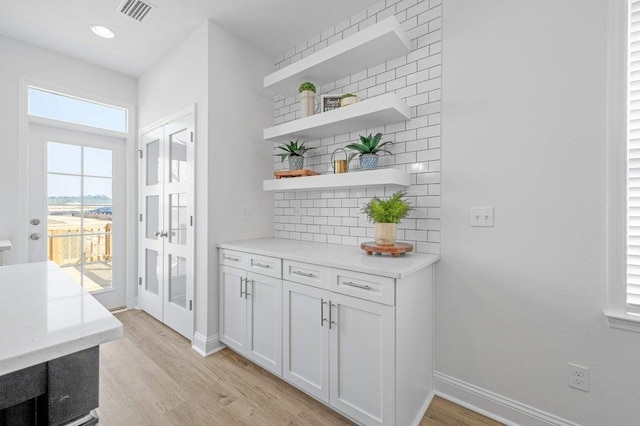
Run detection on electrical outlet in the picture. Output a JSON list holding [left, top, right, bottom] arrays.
[[568, 363, 589, 391], [241, 207, 253, 220], [470, 207, 494, 227]]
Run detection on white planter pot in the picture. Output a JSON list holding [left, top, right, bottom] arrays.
[[374, 223, 397, 246], [300, 90, 317, 117]]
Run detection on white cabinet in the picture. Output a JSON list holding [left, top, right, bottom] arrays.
[[219, 245, 435, 426], [219, 263, 282, 376]]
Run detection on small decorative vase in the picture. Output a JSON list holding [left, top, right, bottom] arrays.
[[375, 223, 397, 246], [359, 154, 379, 171], [300, 90, 318, 117], [289, 156, 304, 170], [340, 96, 360, 107]]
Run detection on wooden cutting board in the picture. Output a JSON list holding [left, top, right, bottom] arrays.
[[360, 242, 414, 257], [274, 170, 319, 179]]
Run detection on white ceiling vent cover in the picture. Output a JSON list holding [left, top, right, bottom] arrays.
[[117, 0, 155, 22]]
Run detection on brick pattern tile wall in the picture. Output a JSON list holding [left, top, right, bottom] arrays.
[[271, 0, 442, 254]]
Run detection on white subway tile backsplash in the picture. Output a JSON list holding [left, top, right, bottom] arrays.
[[272, 2, 441, 255]]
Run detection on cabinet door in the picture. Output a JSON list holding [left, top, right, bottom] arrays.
[[245, 272, 282, 375], [219, 265, 246, 353], [329, 292, 395, 426], [282, 281, 330, 403]]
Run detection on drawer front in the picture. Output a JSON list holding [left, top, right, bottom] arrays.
[[283, 260, 328, 289], [329, 268, 395, 305], [247, 253, 282, 279], [220, 249, 248, 269]]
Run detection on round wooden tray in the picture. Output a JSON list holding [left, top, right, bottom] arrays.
[[360, 242, 414, 257]]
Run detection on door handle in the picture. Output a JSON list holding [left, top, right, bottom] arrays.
[[321, 299, 328, 326], [155, 231, 161, 237], [245, 280, 251, 299], [240, 277, 245, 298], [160, 231, 168, 238], [30, 233, 41, 240], [329, 302, 337, 329]]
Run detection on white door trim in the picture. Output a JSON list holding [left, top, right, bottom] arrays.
[[17, 77, 137, 309]]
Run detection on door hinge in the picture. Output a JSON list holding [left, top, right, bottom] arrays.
[[138, 277, 142, 286], [190, 215, 193, 226], [137, 149, 143, 159], [139, 213, 143, 222], [190, 132, 194, 143], [189, 300, 193, 311]]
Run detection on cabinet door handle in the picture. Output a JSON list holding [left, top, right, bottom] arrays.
[[292, 270, 314, 277], [321, 299, 328, 326], [245, 280, 251, 299], [240, 277, 245, 298], [252, 261, 271, 269], [342, 281, 371, 291], [224, 255, 239, 262], [329, 302, 337, 329]]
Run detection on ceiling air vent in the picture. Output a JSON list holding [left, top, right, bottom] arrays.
[[117, 0, 155, 22]]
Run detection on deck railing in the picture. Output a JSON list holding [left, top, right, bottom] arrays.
[[48, 223, 112, 266]]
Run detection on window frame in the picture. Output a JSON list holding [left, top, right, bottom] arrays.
[[606, 0, 640, 331]]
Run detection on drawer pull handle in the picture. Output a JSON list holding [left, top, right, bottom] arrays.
[[253, 261, 271, 269], [342, 281, 372, 291], [292, 270, 314, 277], [224, 255, 239, 262]]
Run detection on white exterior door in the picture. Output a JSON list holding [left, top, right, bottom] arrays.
[[138, 112, 194, 339], [245, 272, 282, 375], [219, 265, 247, 353], [282, 281, 330, 403], [328, 293, 395, 426], [28, 123, 126, 310]]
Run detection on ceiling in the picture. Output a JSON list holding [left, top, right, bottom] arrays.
[[0, 0, 378, 77]]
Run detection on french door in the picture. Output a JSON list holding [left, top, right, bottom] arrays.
[[138, 112, 194, 340], [28, 123, 126, 309]]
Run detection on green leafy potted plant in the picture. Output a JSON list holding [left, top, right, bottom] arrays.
[[340, 93, 360, 107], [345, 133, 393, 171], [275, 140, 315, 170], [299, 82, 317, 117], [362, 191, 413, 245]]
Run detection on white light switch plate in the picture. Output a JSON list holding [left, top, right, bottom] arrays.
[[470, 207, 494, 227]]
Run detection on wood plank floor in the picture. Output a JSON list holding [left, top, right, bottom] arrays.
[[97, 310, 503, 426]]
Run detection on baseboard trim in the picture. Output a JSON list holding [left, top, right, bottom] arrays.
[[192, 332, 225, 357], [411, 391, 435, 426], [434, 372, 580, 426]]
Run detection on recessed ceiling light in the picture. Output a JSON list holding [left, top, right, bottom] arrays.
[[89, 25, 115, 39]]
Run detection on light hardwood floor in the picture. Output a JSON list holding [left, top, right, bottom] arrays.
[[97, 310, 502, 426]]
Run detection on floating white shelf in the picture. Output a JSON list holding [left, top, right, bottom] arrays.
[[264, 93, 410, 142], [264, 16, 411, 95], [263, 168, 411, 192]]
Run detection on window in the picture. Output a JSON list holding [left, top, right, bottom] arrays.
[[28, 86, 127, 133], [606, 0, 640, 331]]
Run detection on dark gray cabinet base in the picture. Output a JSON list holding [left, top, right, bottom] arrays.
[[0, 347, 99, 426]]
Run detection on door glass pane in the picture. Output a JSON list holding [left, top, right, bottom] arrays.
[[169, 255, 187, 309], [47, 142, 115, 293], [48, 142, 81, 174], [146, 249, 159, 295], [170, 129, 189, 183], [146, 195, 159, 240], [146, 139, 160, 186], [84, 147, 112, 177], [169, 193, 187, 245]]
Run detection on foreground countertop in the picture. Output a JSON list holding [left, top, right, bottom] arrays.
[[218, 238, 439, 279], [0, 262, 123, 375]]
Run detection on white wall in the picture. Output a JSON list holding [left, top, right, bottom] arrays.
[[0, 35, 136, 265], [438, 1, 640, 425], [206, 21, 275, 339], [138, 21, 274, 345]]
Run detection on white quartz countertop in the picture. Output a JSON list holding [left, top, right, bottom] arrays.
[[0, 262, 123, 375], [218, 238, 439, 279]]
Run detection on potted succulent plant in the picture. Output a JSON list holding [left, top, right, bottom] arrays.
[[340, 93, 360, 107], [275, 140, 315, 170], [362, 191, 413, 246], [345, 133, 393, 171], [298, 82, 318, 117]]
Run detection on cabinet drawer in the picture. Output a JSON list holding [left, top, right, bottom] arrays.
[[247, 253, 282, 279], [329, 268, 394, 305], [283, 260, 328, 289], [220, 249, 248, 269]]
